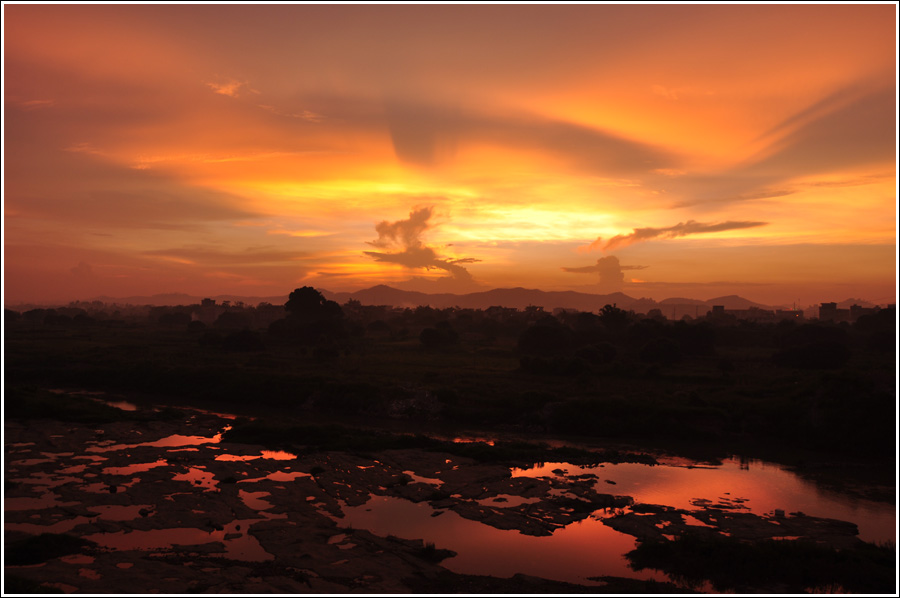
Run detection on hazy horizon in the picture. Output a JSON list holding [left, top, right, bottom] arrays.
[[3, 5, 897, 308], [4, 281, 892, 312]]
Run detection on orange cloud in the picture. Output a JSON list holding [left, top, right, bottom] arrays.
[[580, 220, 769, 253], [364, 207, 481, 283]]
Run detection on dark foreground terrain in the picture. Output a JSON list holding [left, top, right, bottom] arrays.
[[3, 292, 897, 593]]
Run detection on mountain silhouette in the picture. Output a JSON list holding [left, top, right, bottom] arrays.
[[323, 286, 777, 312], [46, 285, 801, 312]]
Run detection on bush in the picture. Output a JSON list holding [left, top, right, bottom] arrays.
[[517, 320, 573, 356], [639, 337, 682, 366], [419, 323, 458, 349], [222, 329, 265, 352]]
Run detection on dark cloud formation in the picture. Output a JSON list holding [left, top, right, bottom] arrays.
[[385, 100, 676, 173], [562, 255, 648, 289], [294, 92, 676, 173], [385, 100, 460, 167], [664, 83, 895, 207], [592, 220, 769, 251], [364, 207, 480, 281]]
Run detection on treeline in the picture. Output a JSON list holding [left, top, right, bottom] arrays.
[[5, 287, 895, 460], [5, 287, 895, 370]]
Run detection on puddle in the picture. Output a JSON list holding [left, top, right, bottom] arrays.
[[100, 400, 138, 412], [451, 437, 495, 446], [512, 458, 895, 544], [82, 521, 274, 561], [86, 427, 231, 453], [172, 467, 219, 492], [5, 503, 154, 536], [476, 494, 542, 508], [341, 495, 667, 586], [681, 514, 718, 529], [4, 494, 81, 511], [401, 470, 443, 486], [240, 490, 277, 512], [215, 450, 297, 462], [239, 471, 311, 484], [102, 459, 168, 476], [6, 406, 895, 592]]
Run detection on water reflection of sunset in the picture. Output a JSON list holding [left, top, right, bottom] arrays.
[[512, 458, 895, 544], [342, 495, 668, 586]]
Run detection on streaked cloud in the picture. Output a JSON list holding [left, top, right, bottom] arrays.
[[17, 98, 56, 110], [585, 220, 769, 252]]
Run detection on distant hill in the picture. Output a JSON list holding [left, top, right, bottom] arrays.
[[324, 286, 650, 312], [835, 298, 878, 309], [322, 285, 776, 313], [705, 295, 771, 310], [658, 297, 710, 306], [21, 285, 781, 313]]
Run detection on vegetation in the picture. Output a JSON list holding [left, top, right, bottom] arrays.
[[4, 387, 184, 423], [626, 534, 896, 593], [4, 289, 896, 466]]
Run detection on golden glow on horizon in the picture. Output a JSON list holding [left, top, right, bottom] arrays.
[[3, 4, 896, 305]]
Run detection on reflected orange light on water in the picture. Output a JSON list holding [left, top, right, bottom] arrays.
[[341, 496, 667, 585], [513, 458, 895, 544]]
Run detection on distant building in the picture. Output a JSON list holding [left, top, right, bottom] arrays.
[[849, 304, 878, 321], [818, 302, 838, 321], [818, 302, 855, 323]]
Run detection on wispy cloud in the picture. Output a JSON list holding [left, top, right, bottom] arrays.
[[143, 245, 309, 266], [267, 229, 334, 238], [258, 104, 323, 122], [18, 98, 56, 110], [363, 206, 480, 282], [372, 96, 679, 172], [205, 78, 256, 98], [665, 83, 895, 208], [581, 220, 768, 252]]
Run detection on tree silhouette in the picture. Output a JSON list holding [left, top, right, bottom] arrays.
[[599, 303, 631, 335], [273, 287, 346, 345], [285, 287, 343, 322]]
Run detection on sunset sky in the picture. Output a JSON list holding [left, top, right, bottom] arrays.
[[3, 4, 897, 306]]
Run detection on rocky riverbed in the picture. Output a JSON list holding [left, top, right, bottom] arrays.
[[4, 404, 887, 593]]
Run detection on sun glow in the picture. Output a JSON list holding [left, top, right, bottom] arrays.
[[3, 4, 895, 305]]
